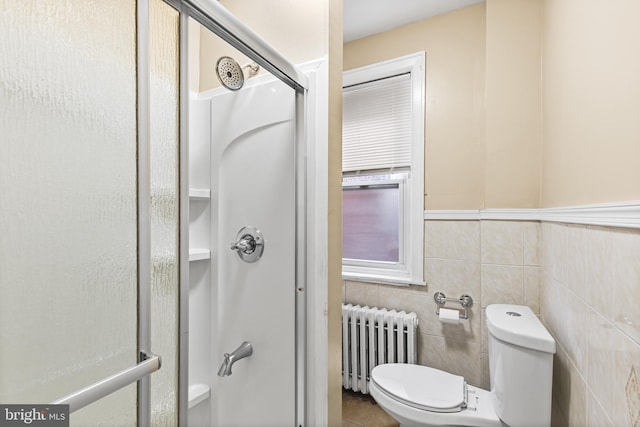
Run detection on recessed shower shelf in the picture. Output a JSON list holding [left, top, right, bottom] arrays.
[[189, 249, 211, 262], [189, 188, 211, 200], [188, 383, 211, 409]]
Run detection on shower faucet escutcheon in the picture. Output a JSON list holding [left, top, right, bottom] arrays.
[[230, 226, 264, 263], [217, 341, 253, 377]]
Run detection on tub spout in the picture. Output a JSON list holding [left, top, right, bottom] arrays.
[[217, 341, 253, 377]]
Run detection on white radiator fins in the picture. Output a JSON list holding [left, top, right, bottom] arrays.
[[358, 307, 368, 393], [385, 310, 396, 363], [397, 312, 406, 363], [367, 308, 376, 389], [350, 305, 359, 392], [407, 313, 417, 364], [376, 308, 386, 369], [341, 304, 419, 394]]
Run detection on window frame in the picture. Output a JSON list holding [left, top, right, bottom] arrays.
[[342, 52, 425, 286]]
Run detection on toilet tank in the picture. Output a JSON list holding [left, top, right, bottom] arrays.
[[486, 304, 555, 427]]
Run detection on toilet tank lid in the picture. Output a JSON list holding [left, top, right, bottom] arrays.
[[486, 304, 556, 354]]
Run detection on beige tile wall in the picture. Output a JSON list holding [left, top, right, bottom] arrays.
[[540, 223, 640, 426], [342, 219, 540, 389]]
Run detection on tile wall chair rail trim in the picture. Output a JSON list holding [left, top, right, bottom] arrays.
[[481, 208, 541, 221], [423, 209, 539, 221], [424, 210, 482, 220], [424, 200, 640, 229]]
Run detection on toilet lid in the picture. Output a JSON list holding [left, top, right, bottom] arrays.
[[371, 364, 466, 413]]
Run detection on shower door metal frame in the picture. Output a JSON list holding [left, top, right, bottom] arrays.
[[177, 7, 191, 427], [137, 0, 153, 424], [166, 0, 312, 425]]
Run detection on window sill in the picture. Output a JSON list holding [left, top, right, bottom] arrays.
[[342, 271, 425, 287]]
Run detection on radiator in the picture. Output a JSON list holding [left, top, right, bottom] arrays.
[[342, 304, 419, 394]]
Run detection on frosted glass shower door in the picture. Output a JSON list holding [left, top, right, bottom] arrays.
[[0, 1, 178, 425]]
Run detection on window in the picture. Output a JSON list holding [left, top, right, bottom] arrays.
[[343, 173, 405, 263], [342, 52, 425, 285]]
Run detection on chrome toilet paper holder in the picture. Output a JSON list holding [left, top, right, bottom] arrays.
[[434, 292, 474, 320]]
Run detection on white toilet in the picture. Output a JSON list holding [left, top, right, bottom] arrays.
[[369, 304, 556, 427]]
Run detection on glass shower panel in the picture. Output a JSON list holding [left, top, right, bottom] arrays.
[[149, 0, 180, 425], [0, 1, 138, 425]]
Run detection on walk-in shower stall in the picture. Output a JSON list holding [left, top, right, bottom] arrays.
[[0, 0, 326, 425]]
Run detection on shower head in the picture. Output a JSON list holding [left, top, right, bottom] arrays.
[[216, 56, 244, 91], [215, 56, 260, 91]]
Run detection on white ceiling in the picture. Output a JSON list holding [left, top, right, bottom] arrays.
[[343, 0, 485, 42]]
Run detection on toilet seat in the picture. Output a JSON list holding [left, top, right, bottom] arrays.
[[371, 364, 467, 413]]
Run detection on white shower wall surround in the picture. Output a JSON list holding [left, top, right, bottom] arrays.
[[343, 209, 640, 426], [188, 74, 297, 427], [214, 78, 296, 427]]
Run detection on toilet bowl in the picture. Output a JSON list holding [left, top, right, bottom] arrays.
[[369, 364, 503, 427], [369, 304, 556, 427]]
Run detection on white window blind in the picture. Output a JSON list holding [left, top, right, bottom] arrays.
[[342, 73, 412, 172]]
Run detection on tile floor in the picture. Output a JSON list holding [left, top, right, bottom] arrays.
[[342, 389, 399, 427]]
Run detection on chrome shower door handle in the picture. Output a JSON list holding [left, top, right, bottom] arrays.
[[52, 352, 161, 413], [230, 226, 264, 263]]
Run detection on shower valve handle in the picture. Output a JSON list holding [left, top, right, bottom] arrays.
[[230, 226, 265, 263], [230, 235, 256, 254]]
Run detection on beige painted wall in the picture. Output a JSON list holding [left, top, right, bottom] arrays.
[[345, 4, 487, 210], [541, 0, 640, 207], [485, 0, 542, 208], [188, 19, 200, 92]]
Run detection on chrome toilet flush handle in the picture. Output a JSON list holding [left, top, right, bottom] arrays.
[[230, 226, 264, 263]]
